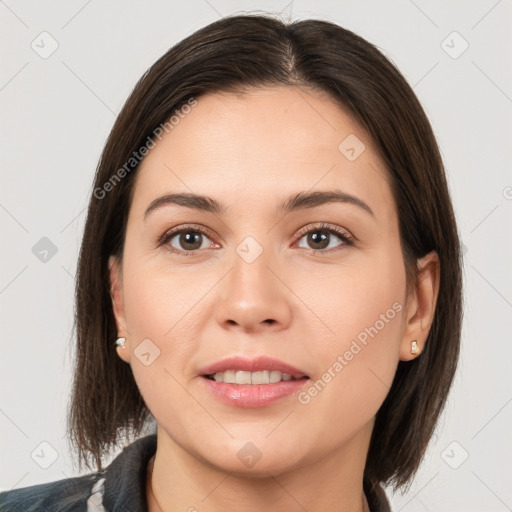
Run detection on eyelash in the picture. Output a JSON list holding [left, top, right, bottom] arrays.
[[158, 222, 354, 257]]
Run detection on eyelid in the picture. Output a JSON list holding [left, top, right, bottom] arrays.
[[157, 223, 216, 246], [294, 222, 354, 242]]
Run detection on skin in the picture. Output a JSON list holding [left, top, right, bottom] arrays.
[[109, 86, 440, 512]]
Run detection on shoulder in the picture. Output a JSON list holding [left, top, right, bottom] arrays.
[[0, 472, 102, 512], [0, 433, 157, 512]]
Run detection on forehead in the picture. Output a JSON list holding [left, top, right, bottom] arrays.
[[131, 86, 394, 220], [148, 86, 365, 166]]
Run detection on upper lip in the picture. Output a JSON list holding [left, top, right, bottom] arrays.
[[198, 356, 309, 379]]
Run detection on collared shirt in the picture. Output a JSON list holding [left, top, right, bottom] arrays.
[[0, 434, 392, 511]]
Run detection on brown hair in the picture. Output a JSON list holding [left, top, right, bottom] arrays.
[[67, 13, 463, 492]]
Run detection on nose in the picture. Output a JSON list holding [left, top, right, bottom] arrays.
[[214, 239, 293, 333]]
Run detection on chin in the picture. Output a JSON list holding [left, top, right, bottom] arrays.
[[213, 455, 301, 478], [198, 438, 306, 478]]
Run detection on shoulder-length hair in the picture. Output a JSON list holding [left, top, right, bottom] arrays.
[[68, 13, 463, 492]]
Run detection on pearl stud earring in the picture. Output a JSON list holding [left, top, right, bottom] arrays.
[[115, 337, 126, 349]]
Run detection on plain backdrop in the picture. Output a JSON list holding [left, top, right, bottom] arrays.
[[1, 1, 511, 511]]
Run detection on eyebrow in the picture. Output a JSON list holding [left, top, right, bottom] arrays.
[[143, 189, 374, 220]]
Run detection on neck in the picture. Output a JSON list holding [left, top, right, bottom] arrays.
[[146, 424, 373, 512]]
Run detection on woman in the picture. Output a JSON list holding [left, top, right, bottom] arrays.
[[0, 13, 462, 512]]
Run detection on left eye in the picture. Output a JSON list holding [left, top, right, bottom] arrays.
[[294, 225, 352, 252]]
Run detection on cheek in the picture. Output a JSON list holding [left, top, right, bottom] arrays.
[[121, 252, 213, 341], [294, 251, 406, 421], [119, 253, 216, 416], [120, 265, 197, 432], [294, 248, 406, 348]]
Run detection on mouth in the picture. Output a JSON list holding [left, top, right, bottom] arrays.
[[197, 356, 310, 408], [198, 355, 310, 381]]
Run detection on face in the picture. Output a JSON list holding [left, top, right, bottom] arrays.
[[109, 86, 434, 476]]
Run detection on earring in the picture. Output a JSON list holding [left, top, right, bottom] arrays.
[[411, 340, 418, 355], [115, 337, 126, 349]]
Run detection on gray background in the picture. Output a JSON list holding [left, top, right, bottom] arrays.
[[1, 1, 511, 510]]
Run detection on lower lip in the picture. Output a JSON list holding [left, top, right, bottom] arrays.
[[200, 376, 309, 408]]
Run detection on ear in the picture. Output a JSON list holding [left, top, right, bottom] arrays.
[[399, 251, 440, 361], [108, 255, 131, 363]]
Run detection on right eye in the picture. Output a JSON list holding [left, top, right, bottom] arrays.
[[159, 225, 218, 256]]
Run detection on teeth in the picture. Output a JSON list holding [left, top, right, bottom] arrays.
[[269, 370, 283, 383], [246, 370, 266, 384], [210, 370, 296, 384]]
